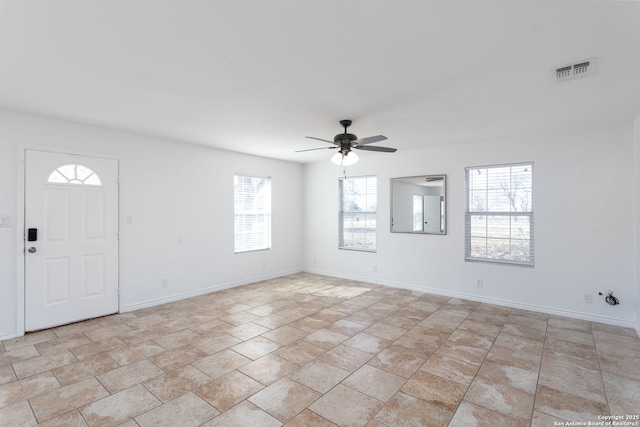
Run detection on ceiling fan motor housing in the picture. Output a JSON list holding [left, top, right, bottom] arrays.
[[334, 133, 357, 143], [335, 132, 357, 154]]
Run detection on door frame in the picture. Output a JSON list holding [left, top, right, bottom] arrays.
[[16, 143, 123, 337]]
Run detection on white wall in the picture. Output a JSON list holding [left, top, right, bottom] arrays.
[[0, 110, 304, 339], [304, 122, 637, 328], [1, 109, 636, 337], [635, 114, 640, 336]]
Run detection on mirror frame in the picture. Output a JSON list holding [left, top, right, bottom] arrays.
[[390, 174, 447, 235]]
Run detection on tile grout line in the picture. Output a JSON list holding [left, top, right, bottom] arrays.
[[531, 315, 550, 424], [592, 322, 613, 419], [443, 306, 510, 426]]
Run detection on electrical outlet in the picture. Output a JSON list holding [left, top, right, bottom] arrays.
[[161, 278, 168, 288], [583, 292, 592, 303], [262, 262, 266, 270], [477, 279, 483, 287], [373, 264, 377, 272]]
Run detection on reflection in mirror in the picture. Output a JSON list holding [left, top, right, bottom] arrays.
[[391, 175, 446, 234]]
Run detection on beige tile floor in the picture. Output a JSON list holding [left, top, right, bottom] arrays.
[[1, 273, 639, 426]]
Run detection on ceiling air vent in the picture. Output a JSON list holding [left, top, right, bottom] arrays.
[[553, 58, 596, 83]]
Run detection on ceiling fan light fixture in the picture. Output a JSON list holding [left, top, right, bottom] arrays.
[[343, 151, 359, 166], [331, 151, 359, 166], [331, 152, 343, 165]]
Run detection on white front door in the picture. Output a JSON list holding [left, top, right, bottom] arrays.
[[25, 150, 119, 331]]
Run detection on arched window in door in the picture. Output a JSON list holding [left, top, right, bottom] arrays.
[[47, 164, 102, 186]]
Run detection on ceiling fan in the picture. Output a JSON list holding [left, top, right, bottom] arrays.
[[297, 119, 397, 165]]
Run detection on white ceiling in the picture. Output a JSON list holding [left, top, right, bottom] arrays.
[[1, 1, 639, 163]]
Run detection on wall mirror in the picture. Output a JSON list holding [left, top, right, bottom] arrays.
[[391, 175, 446, 234]]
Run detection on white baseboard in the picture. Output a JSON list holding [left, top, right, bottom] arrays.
[[0, 333, 17, 341], [304, 268, 637, 331], [6, 268, 636, 340], [121, 269, 303, 313]]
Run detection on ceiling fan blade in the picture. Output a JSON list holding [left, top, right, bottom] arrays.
[[295, 146, 337, 153], [305, 136, 336, 144], [353, 135, 387, 145], [355, 145, 397, 153]]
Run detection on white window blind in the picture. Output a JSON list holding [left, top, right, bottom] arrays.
[[339, 175, 377, 251], [234, 175, 271, 253], [465, 163, 533, 265]]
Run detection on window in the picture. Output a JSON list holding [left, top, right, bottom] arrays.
[[339, 175, 377, 251], [234, 175, 271, 253], [47, 164, 102, 185], [465, 163, 533, 265]]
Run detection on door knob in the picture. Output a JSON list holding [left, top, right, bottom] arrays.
[[28, 247, 36, 253]]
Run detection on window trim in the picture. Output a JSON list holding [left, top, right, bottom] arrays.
[[233, 174, 272, 254], [465, 162, 534, 266], [338, 175, 377, 252]]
